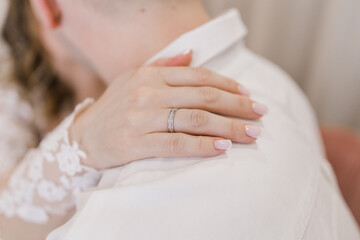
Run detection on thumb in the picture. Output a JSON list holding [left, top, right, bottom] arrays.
[[150, 49, 193, 67]]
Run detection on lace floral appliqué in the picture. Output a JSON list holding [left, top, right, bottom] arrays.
[[0, 99, 101, 224]]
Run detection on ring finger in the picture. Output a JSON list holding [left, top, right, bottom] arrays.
[[148, 108, 262, 143]]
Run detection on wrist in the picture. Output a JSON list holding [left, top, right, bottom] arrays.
[[69, 99, 98, 170]]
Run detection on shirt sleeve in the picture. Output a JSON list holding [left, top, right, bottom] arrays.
[[0, 91, 102, 239]]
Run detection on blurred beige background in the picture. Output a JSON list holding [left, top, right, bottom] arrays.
[[205, 0, 360, 132], [0, 0, 359, 131]]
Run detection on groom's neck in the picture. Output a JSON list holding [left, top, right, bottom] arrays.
[[97, 0, 211, 81], [143, 1, 211, 56]]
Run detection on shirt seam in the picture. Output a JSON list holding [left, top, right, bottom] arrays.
[[299, 167, 321, 240]]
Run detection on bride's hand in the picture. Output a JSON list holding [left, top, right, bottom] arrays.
[[71, 51, 268, 170]]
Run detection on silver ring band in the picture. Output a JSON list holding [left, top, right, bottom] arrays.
[[167, 108, 179, 133]]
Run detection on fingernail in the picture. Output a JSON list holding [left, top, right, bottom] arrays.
[[245, 125, 262, 138], [215, 140, 232, 150], [238, 85, 250, 96], [181, 49, 192, 55], [252, 102, 268, 115]]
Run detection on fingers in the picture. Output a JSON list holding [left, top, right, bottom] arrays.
[[163, 86, 267, 120], [141, 133, 232, 158], [150, 50, 193, 67], [148, 109, 260, 143], [159, 67, 249, 96]]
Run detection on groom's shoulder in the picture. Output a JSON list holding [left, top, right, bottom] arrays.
[[209, 43, 325, 155]]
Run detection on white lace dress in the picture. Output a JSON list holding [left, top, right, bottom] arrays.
[[0, 87, 102, 239]]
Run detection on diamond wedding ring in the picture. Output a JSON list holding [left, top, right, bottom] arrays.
[[167, 108, 179, 133]]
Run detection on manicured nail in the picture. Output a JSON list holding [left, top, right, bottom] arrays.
[[238, 85, 250, 96], [252, 102, 268, 115], [215, 140, 232, 150], [181, 49, 192, 55], [245, 125, 262, 138]]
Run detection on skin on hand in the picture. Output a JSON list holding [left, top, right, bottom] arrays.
[[150, 49, 193, 67], [71, 51, 268, 171]]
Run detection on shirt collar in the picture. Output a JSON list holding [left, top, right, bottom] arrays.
[[145, 9, 248, 67]]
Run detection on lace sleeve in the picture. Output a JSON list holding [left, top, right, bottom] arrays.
[[0, 89, 37, 180], [0, 98, 102, 239]]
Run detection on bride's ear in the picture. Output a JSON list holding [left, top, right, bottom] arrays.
[[31, 0, 62, 29]]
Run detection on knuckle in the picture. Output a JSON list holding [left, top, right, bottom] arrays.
[[196, 137, 210, 153], [238, 96, 252, 109], [134, 67, 159, 82], [200, 87, 219, 103], [129, 86, 158, 105], [189, 110, 208, 128], [168, 135, 185, 154], [230, 120, 244, 140], [226, 79, 237, 89], [194, 67, 211, 83]]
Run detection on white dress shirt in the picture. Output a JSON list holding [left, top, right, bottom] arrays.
[[48, 9, 360, 240]]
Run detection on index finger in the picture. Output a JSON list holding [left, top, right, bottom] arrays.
[[159, 67, 249, 96], [149, 50, 193, 67]]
